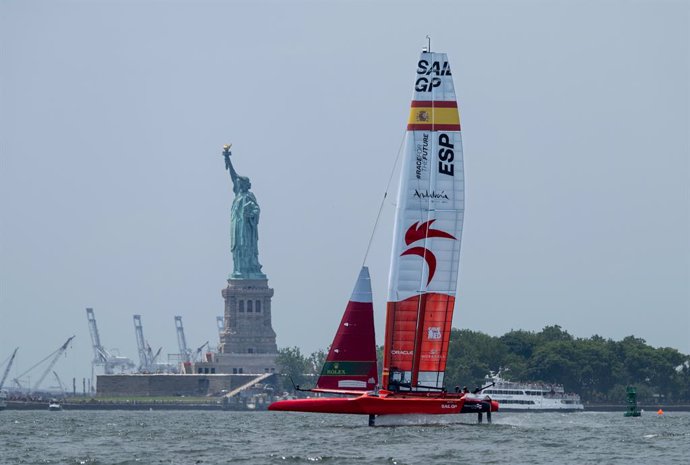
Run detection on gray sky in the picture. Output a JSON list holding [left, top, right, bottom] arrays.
[[1, 0, 688, 388]]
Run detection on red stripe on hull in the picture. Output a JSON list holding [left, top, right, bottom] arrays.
[[410, 101, 457, 108], [406, 123, 461, 131]]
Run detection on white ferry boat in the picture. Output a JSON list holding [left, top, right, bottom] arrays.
[[479, 369, 584, 411]]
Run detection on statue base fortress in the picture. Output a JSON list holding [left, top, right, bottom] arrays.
[[197, 278, 278, 375]]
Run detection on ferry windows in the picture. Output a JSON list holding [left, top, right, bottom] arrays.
[[248, 348, 254, 354], [233, 368, 238, 374], [239, 301, 245, 312], [256, 300, 262, 313], [247, 301, 253, 313]]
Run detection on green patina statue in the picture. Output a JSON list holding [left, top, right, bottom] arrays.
[[222, 144, 265, 280]]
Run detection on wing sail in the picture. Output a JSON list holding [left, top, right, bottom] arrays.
[[382, 52, 465, 391]]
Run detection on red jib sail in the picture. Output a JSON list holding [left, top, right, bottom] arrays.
[[315, 266, 378, 391], [382, 51, 465, 391]]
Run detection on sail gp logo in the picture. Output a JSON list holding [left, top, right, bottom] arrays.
[[401, 220, 456, 285]]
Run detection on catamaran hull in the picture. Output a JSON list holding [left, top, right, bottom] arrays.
[[269, 394, 498, 416]]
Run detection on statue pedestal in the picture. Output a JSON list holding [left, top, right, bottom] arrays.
[[213, 278, 278, 374]]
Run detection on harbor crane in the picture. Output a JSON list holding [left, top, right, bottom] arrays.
[[133, 314, 151, 371], [0, 347, 19, 391], [174, 316, 192, 363], [12, 336, 75, 394], [86, 308, 135, 375], [133, 315, 162, 372]]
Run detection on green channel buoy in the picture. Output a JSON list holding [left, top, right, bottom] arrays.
[[624, 386, 641, 417]]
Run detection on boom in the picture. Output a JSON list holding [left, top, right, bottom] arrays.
[[192, 341, 209, 363], [0, 347, 18, 391], [174, 316, 191, 363], [34, 336, 74, 392], [87, 308, 108, 364], [14, 336, 75, 393], [53, 371, 67, 396], [133, 315, 151, 371]]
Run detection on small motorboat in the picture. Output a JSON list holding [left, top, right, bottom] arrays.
[[48, 399, 62, 411]]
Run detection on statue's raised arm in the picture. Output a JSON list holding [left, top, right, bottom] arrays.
[[222, 144, 239, 185]]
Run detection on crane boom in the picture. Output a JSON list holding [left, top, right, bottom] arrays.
[[150, 347, 162, 365], [31, 336, 75, 393], [174, 316, 191, 363], [86, 308, 108, 363], [193, 341, 209, 362], [52, 370, 66, 396], [133, 315, 151, 371], [0, 347, 19, 391]]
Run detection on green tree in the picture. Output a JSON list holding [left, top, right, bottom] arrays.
[[501, 330, 538, 359], [276, 346, 311, 391], [445, 329, 507, 389], [308, 348, 328, 375]]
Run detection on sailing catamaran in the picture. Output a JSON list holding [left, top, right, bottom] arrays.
[[269, 47, 498, 424]]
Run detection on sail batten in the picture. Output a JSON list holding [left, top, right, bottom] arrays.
[[383, 51, 465, 392]]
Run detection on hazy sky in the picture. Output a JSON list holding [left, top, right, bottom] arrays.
[[1, 0, 688, 389]]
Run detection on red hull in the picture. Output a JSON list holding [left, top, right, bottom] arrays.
[[269, 391, 499, 416]]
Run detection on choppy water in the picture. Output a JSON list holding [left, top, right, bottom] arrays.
[[1, 410, 688, 464]]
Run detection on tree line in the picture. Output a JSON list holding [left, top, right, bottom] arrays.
[[276, 325, 690, 404]]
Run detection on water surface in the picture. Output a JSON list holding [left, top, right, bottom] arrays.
[[1, 410, 688, 464]]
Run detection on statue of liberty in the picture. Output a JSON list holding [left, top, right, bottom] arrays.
[[222, 144, 265, 279]]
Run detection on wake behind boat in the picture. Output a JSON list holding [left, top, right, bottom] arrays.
[[269, 45, 499, 425]]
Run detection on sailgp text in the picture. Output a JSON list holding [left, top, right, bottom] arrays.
[[415, 59, 451, 92]]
